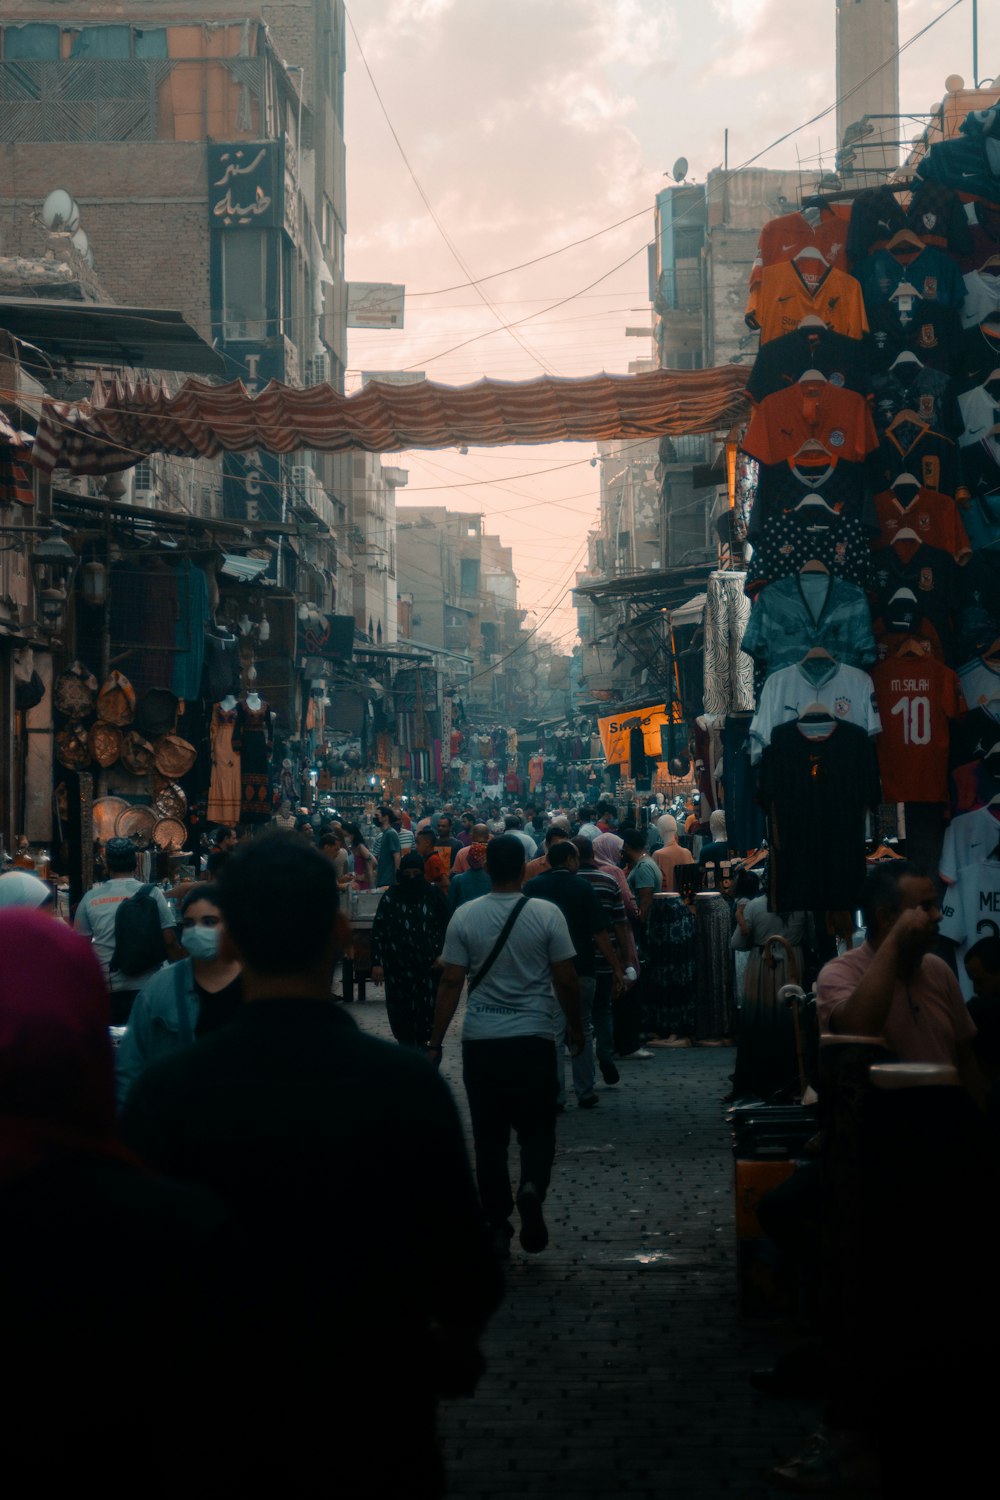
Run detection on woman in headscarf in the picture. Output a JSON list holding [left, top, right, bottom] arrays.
[[0, 910, 233, 1497], [592, 830, 647, 1058], [370, 852, 450, 1048], [592, 832, 639, 922]]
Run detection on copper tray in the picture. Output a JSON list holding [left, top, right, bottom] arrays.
[[153, 782, 188, 821], [152, 817, 187, 850], [115, 805, 157, 843]]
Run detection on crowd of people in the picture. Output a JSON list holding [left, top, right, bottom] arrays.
[[4, 789, 1000, 1496]]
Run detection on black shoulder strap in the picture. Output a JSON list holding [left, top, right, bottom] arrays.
[[468, 896, 529, 994]]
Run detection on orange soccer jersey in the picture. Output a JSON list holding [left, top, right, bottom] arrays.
[[749, 204, 853, 290], [742, 382, 878, 466], [747, 261, 869, 344]]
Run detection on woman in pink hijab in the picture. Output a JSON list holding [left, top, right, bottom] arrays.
[[0, 910, 232, 1497], [592, 832, 639, 921]]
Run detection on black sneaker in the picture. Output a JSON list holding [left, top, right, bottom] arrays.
[[599, 1059, 620, 1085], [515, 1182, 549, 1253], [578, 1090, 600, 1109], [490, 1224, 512, 1263]]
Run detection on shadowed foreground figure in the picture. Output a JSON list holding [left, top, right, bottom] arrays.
[[0, 910, 233, 1499], [122, 832, 502, 1499]]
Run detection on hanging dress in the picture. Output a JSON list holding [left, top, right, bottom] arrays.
[[233, 700, 272, 824], [643, 894, 697, 1038], [207, 705, 241, 825]]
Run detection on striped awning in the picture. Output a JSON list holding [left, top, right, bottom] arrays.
[[30, 366, 751, 475]]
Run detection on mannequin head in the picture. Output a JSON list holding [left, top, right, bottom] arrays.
[[656, 813, 678, 846]]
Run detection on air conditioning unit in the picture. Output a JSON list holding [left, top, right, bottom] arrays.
[[291, 465, 314, 493], [134, 488, 160, 507]]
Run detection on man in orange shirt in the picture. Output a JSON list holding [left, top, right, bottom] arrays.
[[416, 827, 449, 894], [523, 826, 569, 883], [652, 815, 695, 893]]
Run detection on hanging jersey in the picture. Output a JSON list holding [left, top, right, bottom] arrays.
[[746, 327, 871, 402], [958, 656, 1000, 713], [745, 505, 871, 594], [940, 860, 1000, 999], [953, 322, 1000, 395], [742, 383, 877, 466], [870, 367, 962, 439], [868, 420, 965, 499], [747, 262, 868, 345], [869, 654, 964, 804], [872, 486, 971, 562], [757, 720, 881, 912], [751, 456, 872, 540], [748, 660, 880, 764], [941, 805, 1000, 883], [748, 205, 852, 289], [867, 300, 963, 375], [958, 385, 1000, 456], [740, 574, 875, 677], [870, 542, 959, 649], [961, 270, 1000, 328], [857, 245, 967, 310]]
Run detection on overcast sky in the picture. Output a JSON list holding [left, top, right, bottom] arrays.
[[344, 0, 996, 647]]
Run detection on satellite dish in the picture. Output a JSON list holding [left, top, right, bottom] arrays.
[[41, 189, 80, 233], [672, 157, 689, 183], [71, 228, 89, 259]]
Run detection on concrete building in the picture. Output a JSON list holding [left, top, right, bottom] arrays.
[[349, 454, 404, 646], [0, 3, 350, 614], [396, 507, 527, 716], [836, 0, 899, 174]]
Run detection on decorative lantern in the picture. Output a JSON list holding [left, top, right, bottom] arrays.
[[30, 526, 78, 629]]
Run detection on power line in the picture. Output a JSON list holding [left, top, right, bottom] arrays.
[[344, 4, 560, 379]]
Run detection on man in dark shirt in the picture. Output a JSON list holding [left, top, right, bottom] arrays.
[[524, 839, 622, 1109], [121, 833, 501, 1500]]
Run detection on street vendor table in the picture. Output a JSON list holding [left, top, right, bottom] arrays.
[[341, 888, 385, 1003]]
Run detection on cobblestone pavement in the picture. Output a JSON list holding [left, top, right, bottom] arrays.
[[351, 990, 817, 1499]]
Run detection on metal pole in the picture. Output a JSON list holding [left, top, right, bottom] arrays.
[[974, 0, 979, 87]]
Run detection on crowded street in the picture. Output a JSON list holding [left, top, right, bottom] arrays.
[[4, 2, 1000, 1497], [355, 989, 808, 1500]]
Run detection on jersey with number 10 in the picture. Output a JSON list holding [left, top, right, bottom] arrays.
[[870, 655, 964, 803]]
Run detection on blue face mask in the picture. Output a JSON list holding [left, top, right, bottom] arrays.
[[181, 925, 220, 962]]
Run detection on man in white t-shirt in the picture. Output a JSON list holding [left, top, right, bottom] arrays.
[[430, 834, 582, 1260], [74, 837, 181, 1024]]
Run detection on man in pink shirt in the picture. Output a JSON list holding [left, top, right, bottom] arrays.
[[451, 824, 490, 875], [815, 862, 982, 1098]]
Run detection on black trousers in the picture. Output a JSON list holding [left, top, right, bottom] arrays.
[[110, 989, 140, 1026], [462, 1036, 558, 1231]]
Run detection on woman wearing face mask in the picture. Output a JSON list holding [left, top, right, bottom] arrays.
[[115, 885, 243, 1108], [370, 852, 449, 1049]]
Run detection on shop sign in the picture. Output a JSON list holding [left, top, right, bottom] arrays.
[[598, 702, 681, 766], [208, 142, 283, 230], [347, 283, 405, 329], [221, 342, 285, 526], [297, 613, 355, 665]]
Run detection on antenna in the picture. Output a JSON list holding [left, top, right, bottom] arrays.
[[672, 156, 689, 183]]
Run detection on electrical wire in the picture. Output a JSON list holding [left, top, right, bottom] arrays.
[[344, 4, 560, 379]]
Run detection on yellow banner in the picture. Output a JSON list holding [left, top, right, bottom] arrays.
[[598, 703, 672, 766]]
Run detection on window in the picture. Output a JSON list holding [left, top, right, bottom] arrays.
[[460, 557, 480, 596], [221, 232, 267, 339]]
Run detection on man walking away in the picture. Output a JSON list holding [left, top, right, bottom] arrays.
[[373, 805, 402, 887], [524, 839, 626, 1108], [121, 833, 501, 1500], [74, 837, 182, 1024], [430, 835, 582, 1260], [573, 836, 632, 1085]]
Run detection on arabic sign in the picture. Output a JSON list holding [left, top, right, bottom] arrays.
[[347, 283, 405, 329], [208, 142, 283, 230], [597, 703, 680, 767], [297, 614, 355, 666]]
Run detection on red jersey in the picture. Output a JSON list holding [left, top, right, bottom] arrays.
[[872, 486, 971, 562], [871, 653, 964, 803], [749, 204, 852, 290], [743, 383, 878, 467]]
